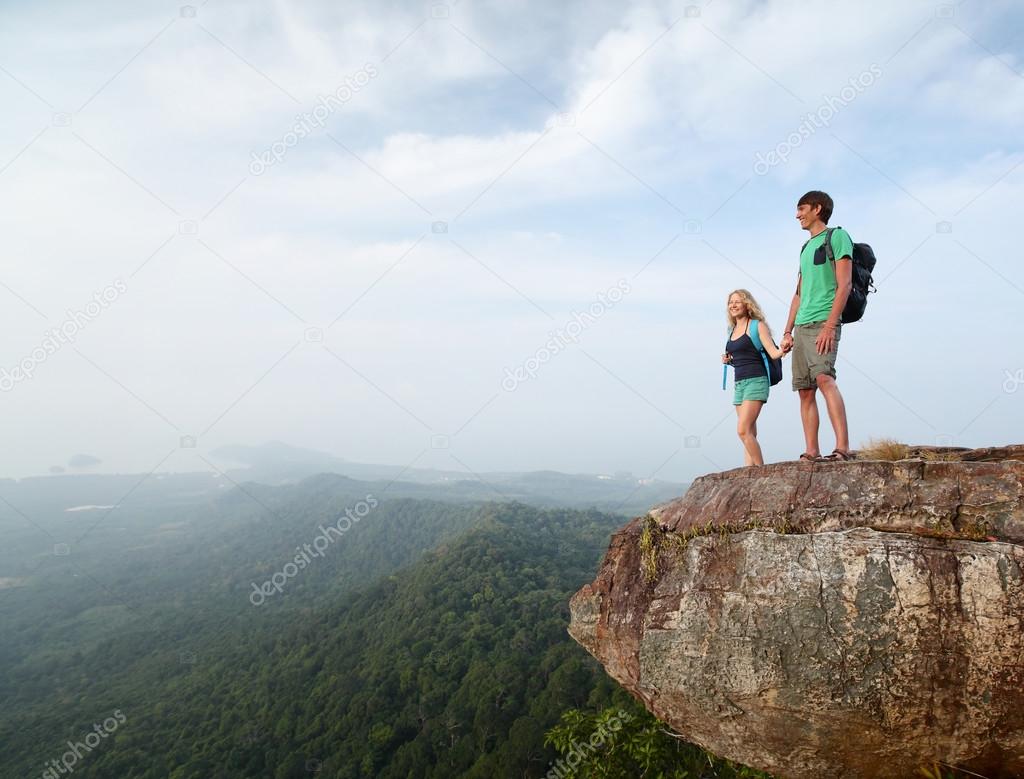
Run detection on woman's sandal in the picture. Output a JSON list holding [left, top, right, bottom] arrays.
[[824, 449, 855, 461]]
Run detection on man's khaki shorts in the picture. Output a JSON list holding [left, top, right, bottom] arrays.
[[791, 321, 841, 391]]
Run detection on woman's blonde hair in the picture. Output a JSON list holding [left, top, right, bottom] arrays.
[[726, 289, 772, 336]]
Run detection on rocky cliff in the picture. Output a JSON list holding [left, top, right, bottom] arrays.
[[569, 445, 1024, 778]]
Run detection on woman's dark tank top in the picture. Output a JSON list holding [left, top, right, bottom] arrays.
[[727, 324, 767, 381]]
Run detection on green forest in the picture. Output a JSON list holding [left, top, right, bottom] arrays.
[[1, 475, 766, 778]]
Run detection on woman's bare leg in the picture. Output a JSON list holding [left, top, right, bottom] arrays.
[[736, 400, 765, 466], [735, 406, 753, 466]]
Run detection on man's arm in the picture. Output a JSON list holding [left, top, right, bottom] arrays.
[[780, 275, 801, 353], [815, 257, 852, 354]]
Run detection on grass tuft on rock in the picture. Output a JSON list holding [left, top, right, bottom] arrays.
[[858, 438, 910, 461]]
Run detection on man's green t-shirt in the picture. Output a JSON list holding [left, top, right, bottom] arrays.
[[796, 227, 854, 325]]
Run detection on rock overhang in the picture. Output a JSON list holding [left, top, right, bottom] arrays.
[[569, 446, 1024, 778]]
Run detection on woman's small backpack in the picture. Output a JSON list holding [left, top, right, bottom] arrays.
[[749, 320, 783, 386]]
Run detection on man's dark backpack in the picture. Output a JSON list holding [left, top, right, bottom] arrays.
[[805, 227, 877, 323]]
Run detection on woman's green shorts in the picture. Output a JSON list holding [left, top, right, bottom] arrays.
[[733, 376, 769, 405]]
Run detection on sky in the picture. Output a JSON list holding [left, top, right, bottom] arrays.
[[1, 0, 1022, 483]]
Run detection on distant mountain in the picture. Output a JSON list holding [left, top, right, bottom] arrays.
[[212, 440, 351, 474], [211, 441, 688, 515], [0, 444, 685, 539]]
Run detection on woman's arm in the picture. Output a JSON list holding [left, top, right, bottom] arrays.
[[758, 321, 785, 359], [780, 275, 801, 354]]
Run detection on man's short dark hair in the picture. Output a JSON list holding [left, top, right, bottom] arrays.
[[798, 191, 833, 224]]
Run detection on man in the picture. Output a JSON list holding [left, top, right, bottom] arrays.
[[779, 191, 853, 461]]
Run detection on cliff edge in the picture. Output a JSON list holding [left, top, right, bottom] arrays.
[[569, 445, 1024, 778]]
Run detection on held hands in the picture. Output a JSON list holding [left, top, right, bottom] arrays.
[[777, 328, 838, 356]]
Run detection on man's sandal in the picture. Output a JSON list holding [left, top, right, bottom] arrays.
[[824, 449, 854, 461], [798, 453, 818, 462]]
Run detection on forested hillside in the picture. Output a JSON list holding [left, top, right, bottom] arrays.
[[1, 493, 621, 777]]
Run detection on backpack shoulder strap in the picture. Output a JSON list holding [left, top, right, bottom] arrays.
[[823, 227, 835, 263], [748, 319, 772, 379], [748, 319, 763, 351]]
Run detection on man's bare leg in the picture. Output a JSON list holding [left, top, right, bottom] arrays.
[[798, 388, 820, 457], [815, 374, 849, 453]]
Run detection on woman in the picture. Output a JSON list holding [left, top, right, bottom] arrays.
[[722, 289, 785, 466]]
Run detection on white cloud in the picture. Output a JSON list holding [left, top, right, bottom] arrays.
[[1, 0, 1022, 478]]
